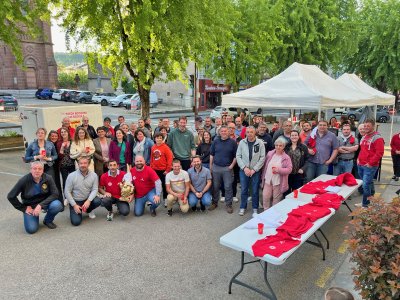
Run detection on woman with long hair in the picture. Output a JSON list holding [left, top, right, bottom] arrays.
[[93, 126, 111, 178], [109, 128, 132, 171], [284, 130, 308, 195], [196, 130, 212, 169], [132, 129, 154, 165], [25, 127, 58, 178], [70, 127, 95, 171], [47, 130, 62, 199]]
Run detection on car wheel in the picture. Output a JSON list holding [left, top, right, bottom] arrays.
[[101, 99, 108, 106], [348, 114, 356, 121], [378, 116, 387, 123]]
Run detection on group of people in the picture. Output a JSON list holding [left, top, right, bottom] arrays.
[[7, 111, 385, 234]]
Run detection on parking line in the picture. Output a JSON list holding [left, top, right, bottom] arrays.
[[315, 267, 334, 288], [0, 171, 24, 177], [337, 242, 348, 254]]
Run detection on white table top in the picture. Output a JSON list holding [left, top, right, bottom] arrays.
[[219, 198, 335, 265], [284, 174, 363, 203]]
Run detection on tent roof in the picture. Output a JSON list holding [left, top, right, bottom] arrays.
[[336, 73, 395, 106], [221, 62, 376, 109]]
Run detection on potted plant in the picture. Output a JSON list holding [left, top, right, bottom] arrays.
[[345, 197, 400, 300]]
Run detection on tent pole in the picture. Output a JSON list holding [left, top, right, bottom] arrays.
[[318, 107, 321, 121], [390, 104, 394, 141], [374, 105, 377, 121]]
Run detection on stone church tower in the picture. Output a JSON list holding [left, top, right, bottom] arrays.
[[0, 21, 57, 89]]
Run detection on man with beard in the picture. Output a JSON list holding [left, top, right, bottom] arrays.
[[188, 156, 212, 212], [123, 155, 162, 216], [257, 122, 274, 153], [300, 121, 312, 143]]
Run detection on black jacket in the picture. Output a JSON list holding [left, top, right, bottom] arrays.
[[7, 173, 59, 212]]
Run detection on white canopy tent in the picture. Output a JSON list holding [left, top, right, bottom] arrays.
[[221, 62, 376, 111], [337, 73, 396, 138]]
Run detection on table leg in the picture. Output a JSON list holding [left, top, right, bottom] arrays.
[[306, 233, 326, 261], [318, 229, 330, 249], [342, 200, 354, 219], [228, 251, 278, 299]]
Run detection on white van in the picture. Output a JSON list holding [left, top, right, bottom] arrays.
[[125, 91, 158, 110]]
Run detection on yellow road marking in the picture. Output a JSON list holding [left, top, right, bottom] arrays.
[[337, 242, 348, 254], [377, 185, 386, 190], [315, 267, 334, 288], [374, 193, 381, 197]]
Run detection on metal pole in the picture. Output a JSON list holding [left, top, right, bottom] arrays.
[[390, 104, 394, 141], [194, 63, 198, 117]]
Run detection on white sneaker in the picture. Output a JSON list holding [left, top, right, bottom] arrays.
[[253, 208, 258, 214], [106, 212, 114, 221], [220, 197, 225, 202], [233, 197, 239, 202], [238, 208, 245, 216], [88, 211, 96, 219], [354, 203, 363, 208]]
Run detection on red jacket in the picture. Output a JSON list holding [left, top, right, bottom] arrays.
[[150, 143, 173, 172], [357, 132, 384, 167], [390, 133, 400, 155]]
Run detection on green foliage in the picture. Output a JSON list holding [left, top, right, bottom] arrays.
[[0, 130, 22, 137], [342, 0, 400, 92], [58, 70, 88, 88], [54, 0, 235, 117], [54, 52, 85, 66], [345, 197, 400, 300], [206, 0, 281, 92], [273, 0, 359, 74], [0, 0, 51, 65], [121, 77, 136, 94]]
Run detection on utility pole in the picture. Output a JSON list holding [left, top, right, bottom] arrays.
[[194, 62, 198, 117]]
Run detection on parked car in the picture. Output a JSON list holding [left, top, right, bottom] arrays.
[[109, 94, 134, 107], [347, 107, 390, 123], [62, 90, 78, 102], [72, 91, 94, 103], [210, 106, 250, 120], [52, 89, 70, 101], [35, 88, 54, 100], [92, 92, 117, 106], [123, 92, 158, 109], [0, 95, 18, 111]]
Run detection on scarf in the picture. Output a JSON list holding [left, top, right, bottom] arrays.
[[133, 138, 146, 154]]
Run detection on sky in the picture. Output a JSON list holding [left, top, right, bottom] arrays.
[[51, 21, 81, 52]]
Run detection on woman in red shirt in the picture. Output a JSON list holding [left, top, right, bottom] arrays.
[[390, 132, 400, 181]]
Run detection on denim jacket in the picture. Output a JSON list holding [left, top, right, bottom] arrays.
[[25, 140, 58, 165]]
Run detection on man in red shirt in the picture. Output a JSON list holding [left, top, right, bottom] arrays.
[[99, 160, 130, 221], [123, 155, 161, 216], [57, 117, 76, 140], [356, 118, 384, 207]]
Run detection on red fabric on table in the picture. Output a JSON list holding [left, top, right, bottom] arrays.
[[300, 172, 357, 194], [287, 203, 332, 222], [252, 231, 301, 258], [312, 193, 344, 210], [276, 215, 314, 238]]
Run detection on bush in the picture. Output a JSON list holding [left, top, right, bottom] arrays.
[[121, 76, 137, 94], [344, 197, 400, 300], [58, 70, 88, 89]]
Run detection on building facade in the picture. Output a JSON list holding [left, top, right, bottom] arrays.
[[0, 21, 57, 89]]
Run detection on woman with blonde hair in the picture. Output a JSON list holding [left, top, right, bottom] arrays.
[[70, 127, 95, 171], [261, 136, 293, 209]]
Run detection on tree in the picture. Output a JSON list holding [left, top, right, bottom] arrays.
[[54, 0, 234, 117], [206, 0, 283, 92], [342, 0, 400, 94], [273, 0, 358, 73], [0, 0, 51, 64]]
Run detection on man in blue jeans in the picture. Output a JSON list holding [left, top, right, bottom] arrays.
[[188, 156, 212, 212], [334, 123, 359, 175], [305, 120, 339, 182], [356, 119, 384, 207], [7, 161, 63, 234], [236, 126, 266, 216]]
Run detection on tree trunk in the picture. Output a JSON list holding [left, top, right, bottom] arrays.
[[232, 80, 240, 93], [137, 84, 150, 118]]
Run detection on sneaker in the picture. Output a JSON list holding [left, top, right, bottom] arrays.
[[354, 203, 363, 208], [106, 212, 114, 221], [167, 209, 173, 217], [226, 205, 233, 214], [64, 199, 68, 206], [233, 197, 239, 202], [238, 208, 245, 216], [43, 221, 57, 229], [151, 209, 157, 217], [200, 203, 206, 212], [88, 211, 96, 219], [395, 177, 399, 182], [247, 196, 252, 202], [208, 203, 218, 211], [191, 206, 197, 212], [220, 197, 225, 202], [392, 175, 397, 180], [146, 201, 152, 207], [253, 208, 258, 214]]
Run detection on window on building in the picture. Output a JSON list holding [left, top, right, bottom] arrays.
[[167, 92, 170, 96]]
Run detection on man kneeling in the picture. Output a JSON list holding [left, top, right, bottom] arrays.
[[65, 157, 102, 226], [166, 159, 190, 216], [99, 160, 130, 221], [7, 161, 63, 234], [188, 156, 212, 212]]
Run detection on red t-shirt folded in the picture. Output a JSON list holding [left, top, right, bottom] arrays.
[[287, 203, 332, 222], [300, 173, 357, 194], [252, 231, 301, 258], [312, 193, 344, 210], [276, 215, 314, 238]]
